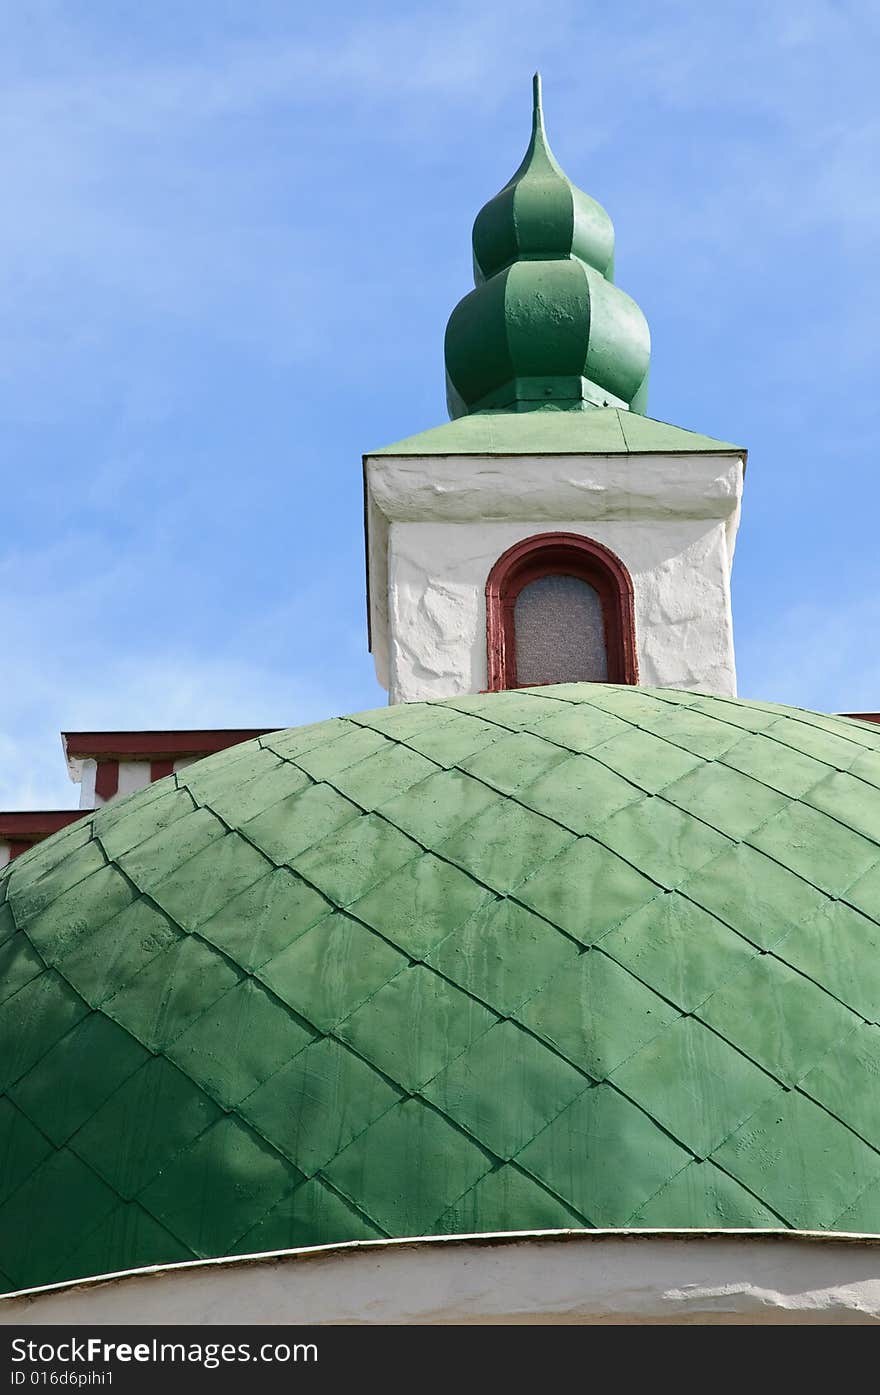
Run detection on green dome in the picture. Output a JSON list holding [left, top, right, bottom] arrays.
[[444, 76, 651, 418], [3, 683, 880, 1294]]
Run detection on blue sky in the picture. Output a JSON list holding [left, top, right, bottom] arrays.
[[2, 0, 879, 808]]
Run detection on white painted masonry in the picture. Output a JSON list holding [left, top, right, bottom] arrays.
[[3, 1231, 880, 1325], [67, 757, 193, 810], [364, 451, 744, 703], [116, 760, 152, 800], [77, 757, 98, 809], [71, 758, 153, 809]]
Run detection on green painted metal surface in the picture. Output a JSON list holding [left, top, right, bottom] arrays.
[[368, 406, 743, 458], [444, 76, 650, 418], [3, 684, 880, 1291]]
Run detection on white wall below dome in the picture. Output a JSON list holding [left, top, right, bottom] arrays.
[[3, 1231, 880, 1326], [365, 451, 743, 704]]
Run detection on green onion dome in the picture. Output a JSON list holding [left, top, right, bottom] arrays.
[[3, 684, 880, 1294], [445, 77, 651, 418]]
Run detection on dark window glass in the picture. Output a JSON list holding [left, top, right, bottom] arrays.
[[513, 573, 608, 685]]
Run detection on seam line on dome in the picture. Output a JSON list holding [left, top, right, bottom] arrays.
[[408, 693, 880, 920], [8, 694, 880, 1267], [261, 709, 880, 1043]]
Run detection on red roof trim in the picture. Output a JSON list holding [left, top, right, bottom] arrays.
[[63, 729, 277, 760], [0, 810, 86, 841], [841, 713, 880, 726], [94, 760, 119, 801]]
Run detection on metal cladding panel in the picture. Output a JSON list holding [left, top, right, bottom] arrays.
[[2, 684, 880, 1292]]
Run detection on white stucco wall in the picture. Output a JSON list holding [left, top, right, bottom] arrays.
[[365, 452, 744, 704], [69, 758, 191, 811], [71, 758, 151, 809], [3, 1231, 880, 1326], [77, 757, 98, 809], [116, 760, 152, 799]]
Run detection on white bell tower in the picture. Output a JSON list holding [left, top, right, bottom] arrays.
[[364, 79, 745, 706], [364, 412, 743, 704]]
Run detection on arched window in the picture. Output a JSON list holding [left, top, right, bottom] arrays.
[[485, 532, 638, 691]]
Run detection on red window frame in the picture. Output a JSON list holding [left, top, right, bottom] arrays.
[[485, 532, 639, 691]]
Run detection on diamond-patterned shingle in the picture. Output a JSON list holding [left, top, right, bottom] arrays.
[[426, 897, 578, 1015], [517, 948, 677, 1077], [257, 911, 406, 1030], [240, 1038, 399, 1176], [336, 965, 497, 1091], [611, 1016, 782, 1158], [627, 1159, 783, 1228], [422, 1019, 588, 1158], [231, 1177, 383, 1253], [517, 1082, 691, 1225], [599, 892, 758, 1012], [240, 783, 360, 865], [324, 1097, 493, 1236], [349, 853, 493, 960], [436, 1162, 584, 1233], [137, 1115, 300, 1257], [3, 683, 880, 1294], [516, 836, 660, 942], [711, 1091, 880, 1229]]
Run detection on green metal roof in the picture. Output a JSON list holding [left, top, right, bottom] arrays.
[[444, 76, 650, 418], [2, 683, 880, 1293], [368, 407, 744, 457]]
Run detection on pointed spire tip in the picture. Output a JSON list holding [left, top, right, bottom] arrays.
[[531, 72, 546, 140]]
